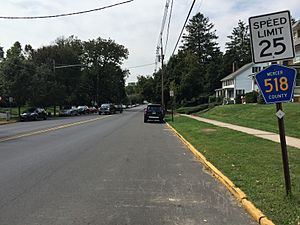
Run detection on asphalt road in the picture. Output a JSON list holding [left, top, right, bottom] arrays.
[[0, 106, 257, 225]]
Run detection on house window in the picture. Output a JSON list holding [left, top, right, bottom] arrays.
[[236, 89, 245, 95], [252, 67, 261, 73]]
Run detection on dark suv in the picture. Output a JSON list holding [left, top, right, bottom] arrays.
[[144, 104, 164, 123], [99, 103, 116, 115]]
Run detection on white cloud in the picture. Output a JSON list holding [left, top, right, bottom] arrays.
[[0, 0, 299, 83]]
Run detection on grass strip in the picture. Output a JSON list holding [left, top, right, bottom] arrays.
[[167, 115, 300, 225], [197, 103, 300, 139]]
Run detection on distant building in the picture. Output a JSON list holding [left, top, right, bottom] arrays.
[[290, 20, 300, 101], [215, 62, 269, 104]]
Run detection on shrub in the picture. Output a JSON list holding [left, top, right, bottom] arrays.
[[181, 96, 209, 107], [209, 95, 223, 105], [257, 93, 266, 104], [245, 91, 258, 103], [176, 104, 209, 114], [208, 96, 216, 103], [235, 94, 243, 104]]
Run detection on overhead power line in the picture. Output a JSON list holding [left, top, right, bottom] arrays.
[[127, 63, 155, 69], [154, 0, 171, 72], [0, 0, 133, 19], [164, 0, 174, 56], [171, 0, 197, 56]]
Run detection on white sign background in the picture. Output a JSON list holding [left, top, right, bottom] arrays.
[[249, 10, 295, 63]]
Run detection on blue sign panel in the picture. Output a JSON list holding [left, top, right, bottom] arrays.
[[255, 64, 297, 104]]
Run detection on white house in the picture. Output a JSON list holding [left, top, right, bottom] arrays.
[[290, 20, 300, 101], [215, 62, 269, 103]]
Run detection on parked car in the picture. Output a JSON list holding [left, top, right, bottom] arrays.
[[88, 106, 98, 114], [59, 106, 78, 116], [144, 104, 164, 123], [99, 103, 116, 115], [77, 105, 89, 114], [114, 104, 123, 113], [20, 107, 47, 121]]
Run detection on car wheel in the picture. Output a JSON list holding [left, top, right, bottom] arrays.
[[144, 117, 147, 123]]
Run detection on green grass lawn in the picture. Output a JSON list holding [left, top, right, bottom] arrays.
[[196, 103, 300, 139], [167, 115, 300, 225]]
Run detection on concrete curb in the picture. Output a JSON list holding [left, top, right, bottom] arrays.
[[0, 120, 17, 125], [166, 122, 275, 225]]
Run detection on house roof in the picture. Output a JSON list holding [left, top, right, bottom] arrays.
[[293, 20, 300, 30], [220, 62, 254, 81]]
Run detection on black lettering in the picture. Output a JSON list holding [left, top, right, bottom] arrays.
[[258, 31, 264, 38], [277, 27, 284, 35], [280, 17, 287, 25], [266, 29, 275, 36], [267, 19, 272, 27], [253, 21, 259, 29], [260, 20, 267, 28], [273, 18, 279, 26], [259, 40, 272, 57]]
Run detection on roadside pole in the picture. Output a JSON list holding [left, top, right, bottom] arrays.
[[160, 37, 165, 108], [249, 10, 296, 196], [170, 90, 174, 122], [276, 102, 291, 195]]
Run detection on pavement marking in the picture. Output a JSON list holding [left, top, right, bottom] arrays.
[[0, 116, 111, 143]]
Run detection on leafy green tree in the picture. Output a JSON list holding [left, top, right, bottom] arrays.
[[0, 42, 34, 113], [136, 76, 155, 103], [82, 37, 129, 104], [32, 36, 84, 106], [223, 20, 251, 75]]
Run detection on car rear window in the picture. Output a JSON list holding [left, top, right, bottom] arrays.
[[147, 106, 162, 111]]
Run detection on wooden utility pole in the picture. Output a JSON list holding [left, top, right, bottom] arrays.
[[160, 37, 164, 108]]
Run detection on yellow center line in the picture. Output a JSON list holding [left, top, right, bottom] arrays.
[[0, 115, 112, 143]]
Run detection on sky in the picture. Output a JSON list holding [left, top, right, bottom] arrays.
[[0, 0, 299, 84]]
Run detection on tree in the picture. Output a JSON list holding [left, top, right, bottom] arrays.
[[0, 42, 33, 109], [182, 12, 220, 65], [180, 12, 222, 96], [82, 37, 129, 104], [32, 36, 84, 106], [223, 20, 251, 75]]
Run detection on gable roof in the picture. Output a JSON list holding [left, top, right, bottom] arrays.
[[293, 20, 300, 30], [221, 62, 254, 82]]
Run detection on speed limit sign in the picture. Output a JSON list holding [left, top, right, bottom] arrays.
[[249, 10, 295, 63]]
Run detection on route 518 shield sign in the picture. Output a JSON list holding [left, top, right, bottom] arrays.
[[255, 64, 296, 104]]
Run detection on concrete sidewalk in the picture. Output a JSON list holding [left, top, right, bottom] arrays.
[[182, 114, 300, 149]]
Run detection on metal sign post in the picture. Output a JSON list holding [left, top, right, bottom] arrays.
[[276, 102, 292, 195], [170, 90, 174, 122], [250, 10, 296, 196]]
